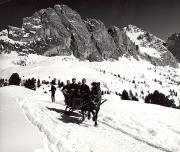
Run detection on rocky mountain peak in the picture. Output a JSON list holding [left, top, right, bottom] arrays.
[[166, 33, 180, 62], [0, 4, 178, 68]]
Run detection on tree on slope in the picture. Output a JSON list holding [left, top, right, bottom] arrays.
[[145, 90, 176, 108], [121, 90, 130, 100], [9, 73, 21, 85]]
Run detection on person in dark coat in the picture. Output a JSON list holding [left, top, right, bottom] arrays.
[[77, 81, 82, 97], [80, 78, 90, 102], [62, 80, 71, 105], [62, 80, 70, 93], [68, 78, 79, 106], [49, 83, 56, 102], [69, 78, 79, 96]]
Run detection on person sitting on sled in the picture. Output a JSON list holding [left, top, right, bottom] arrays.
[[68, 78, 79, 106], [62, 80, 71, 105], [80, 78, 90, 103]]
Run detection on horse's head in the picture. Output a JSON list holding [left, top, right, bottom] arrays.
[[91, 82, 100, 87], [91, 82, 101, 95], [91, 82, 101, 103]]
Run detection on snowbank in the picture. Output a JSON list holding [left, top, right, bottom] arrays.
[[0, 87, 44, 152]]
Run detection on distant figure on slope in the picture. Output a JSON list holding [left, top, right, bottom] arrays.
[[49, 82, 56, 102]]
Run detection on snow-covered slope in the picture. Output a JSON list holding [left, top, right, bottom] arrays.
[[0, 86, 180, 152], [125, 25, 166, 57], [0, 52, 179, 106], [0, 89, 44, 152], [0, 51, 180, 152]]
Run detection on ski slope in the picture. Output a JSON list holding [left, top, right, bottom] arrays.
[[0, 52, 179, 106], [0, 86, 180, 152]]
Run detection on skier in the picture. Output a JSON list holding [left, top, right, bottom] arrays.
[[49, 82, 56, 102]]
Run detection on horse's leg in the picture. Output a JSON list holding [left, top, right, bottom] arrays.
[[65, 106, 68, 111], [87, 104, 91, 120], [94, 107, 100, 126], [91, 110, 95, 121], [81, 109, 85, 121]]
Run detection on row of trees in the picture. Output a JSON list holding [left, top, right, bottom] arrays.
[[145, 90, 176, 108], [121, 90, 139, 101], [3, 73, 179, 109], [120, 89, 177, 108], [0, 78, 8, 87]]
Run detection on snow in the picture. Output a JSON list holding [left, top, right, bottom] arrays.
[[33, 25, 42, 29], [23, 22, 42, 29], [0, 86, 180, 152], [0, 35, 27, 45], [0, 53, 179, 152], [125, 26, 144, 46], [0, 87, 44, 152], [0, 52, 47, 70], [0, 29, 8, 36], [139, 47, 161, 58], [125, 25, 166, 59], [30, 31, 36, 34], [23, 33, 30, 37], [0, 54, 179, 105]]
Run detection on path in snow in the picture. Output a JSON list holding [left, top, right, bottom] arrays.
[[1, 86, 179, 152], [26, 100, 166, 152]]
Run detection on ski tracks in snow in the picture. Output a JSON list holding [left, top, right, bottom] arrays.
[[17, 97, 173, 152]]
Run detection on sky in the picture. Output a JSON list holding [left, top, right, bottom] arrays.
[[0, 0, 180, 40]]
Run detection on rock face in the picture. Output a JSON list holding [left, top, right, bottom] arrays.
[[166, 33, 180, 62], [124, 25, 178, 68], [108, 26, 140, 59], [0, 4, 178, 68], [85, 19, 119, 60]]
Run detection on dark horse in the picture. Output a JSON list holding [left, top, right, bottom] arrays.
[[63, 82, 102, 126]]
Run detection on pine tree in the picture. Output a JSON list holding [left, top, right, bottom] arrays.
[[9, 73, 21, 85], [121, 90, 130, 100]]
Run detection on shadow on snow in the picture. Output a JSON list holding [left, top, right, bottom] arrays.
[[46, 107, 90, 127]]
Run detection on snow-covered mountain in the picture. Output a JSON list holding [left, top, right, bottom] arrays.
[[0, 4, 178, 68], [0, 34, 180, 152], [166, 33, 180, 62], [0, 3, 180, 152]]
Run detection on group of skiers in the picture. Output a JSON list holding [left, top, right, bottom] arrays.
[[49, 78, 91, 105]]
